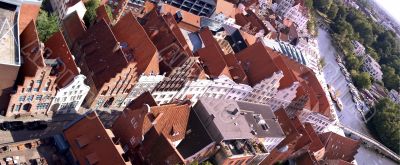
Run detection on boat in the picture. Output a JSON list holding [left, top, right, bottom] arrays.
[[328, 85, 343, 111]]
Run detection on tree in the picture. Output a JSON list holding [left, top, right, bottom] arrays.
[[105, 5, 113, 20], [36, 10, 58, 42], [305, 0, 313, 9], [382, 65, 400, 90], [368, 98, 400, 154], [83, 0, 100, 26], [351, 71, 372, 89], [313, 0, 333, 12], [327, 3, 339, 20]]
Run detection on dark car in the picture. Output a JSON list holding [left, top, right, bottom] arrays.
[[26, 121, 47, 130], [0, 121, 24, 131]]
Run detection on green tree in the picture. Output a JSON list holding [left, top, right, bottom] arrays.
[[305, 0, 313, 9], [83, 0, 100, 26], [382, 65, 400, 90], [351, 71, 372, 89], [36, 10, 58, 42], [313, 0, 333, 12], [368, 98, 400, 154], [327, 3, 339, 20], [105, 5, 114, 20]]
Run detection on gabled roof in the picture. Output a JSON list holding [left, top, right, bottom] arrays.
[[222, 53, 248, 84], [96, 5, 112, 24], [44, 31, 80, 88], [19, 20, 45, 77], [319, 132, 360, 162], [196, 28, 231, 78], [160, 4, 201, 32], [81, 19, 129, 89], [236, 42, 280, 86], [139, 127, 185, 164], [64, 112, 131, 165], [62, 11, 86, 47], [112, 12, 159, 75]]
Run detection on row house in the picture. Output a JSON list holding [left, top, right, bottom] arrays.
[[263, 108, 359, 165], [274, 0, 309, 30], [111, 92, 190, 164], [142, 9, 194, 73], [0, 0, 41, 114], [50, 0, 87, 22], [121, 74, 165, 107], [298, 109, 334, 133], [63, 111, 131, 165], [5, 21, 57, 117], [152, 57, 205, 105], [209, 0, 237, 26], [177, 97, 285, 164], [68, 12, 159, 110], [45, 31, 89, 114]]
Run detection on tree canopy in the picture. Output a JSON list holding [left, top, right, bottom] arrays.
[[36, 10, 58, 42], [311, 0, 400, 91], [368, 98, 400, 154], [83, 0, 100, 26], [351, 71, 372, 89]]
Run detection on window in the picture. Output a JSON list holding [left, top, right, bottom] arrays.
[[19, 96, 26, 102], [14, 105, 21, 112], [27, 95, 34, 102], [36, 95, 42, 100], [129, 137, 136, 145], [33, 88, 39, 92]]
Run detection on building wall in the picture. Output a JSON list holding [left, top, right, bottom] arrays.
[[244, 71, 283, 104], [83, 63, 138, 110], [298, 109, 333, 133], [6, 67, 57, 117], [165, 0, 216, 16], [284, 4, 308, 30], [0, 64, 20, 114], [268, 81, 299, 111], [50, 0, 87, 22], [263, 137, 285, 152], [49, 74, 90, 114], [362, 55, 383, 81], [122, 74, 165, 107]]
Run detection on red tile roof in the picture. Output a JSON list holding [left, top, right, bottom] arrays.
[[44, 31, 80, 88], [222, 53, 249, 84], [235, 10, 269, 35], [143, 10, 193, 71], [319, 132, 360, 162], [139, 127, 185, 164], [160, 4, 201, 32], [215, 0, 238, 19], [96, 5, 112, 24], [236, 42, 280, 86], [20, 21, 45, 77], [62, 11, 86, 47], [196, 28, 231, 78], [64, 112, 130, 165], [112, 12, 159, 75], [296, 152, 320, 165], [80, 19, 130, 89]]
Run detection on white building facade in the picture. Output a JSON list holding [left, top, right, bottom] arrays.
[[49, 74, 90, 114], [352, 40, 366, 57], [283, 4, 308, 30], [50, 0, 87, 21], [298, 109, 334, 133], [362, 55, 383, 81], [122, 74, 165, 106]]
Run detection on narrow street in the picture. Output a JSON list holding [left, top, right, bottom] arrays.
[[316, 28, 397, 165]]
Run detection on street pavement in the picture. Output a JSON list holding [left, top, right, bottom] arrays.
[[316, 28, 397, 165]]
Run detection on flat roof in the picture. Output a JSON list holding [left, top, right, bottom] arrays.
[[0, 2, 19, 66]]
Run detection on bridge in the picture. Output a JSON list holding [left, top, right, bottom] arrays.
[[335, 123, 400, 163]]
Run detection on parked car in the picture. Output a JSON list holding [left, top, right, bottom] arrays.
[[25, 121, 47, 130], [0, 121, 24, 131]]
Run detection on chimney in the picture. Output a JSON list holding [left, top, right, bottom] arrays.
[[150, 29, 159, 39]]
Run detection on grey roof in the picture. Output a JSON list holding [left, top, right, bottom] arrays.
[[194, 97, 285, 141]]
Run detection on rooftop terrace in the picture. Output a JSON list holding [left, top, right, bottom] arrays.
[[0, 2, 19, 66]]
